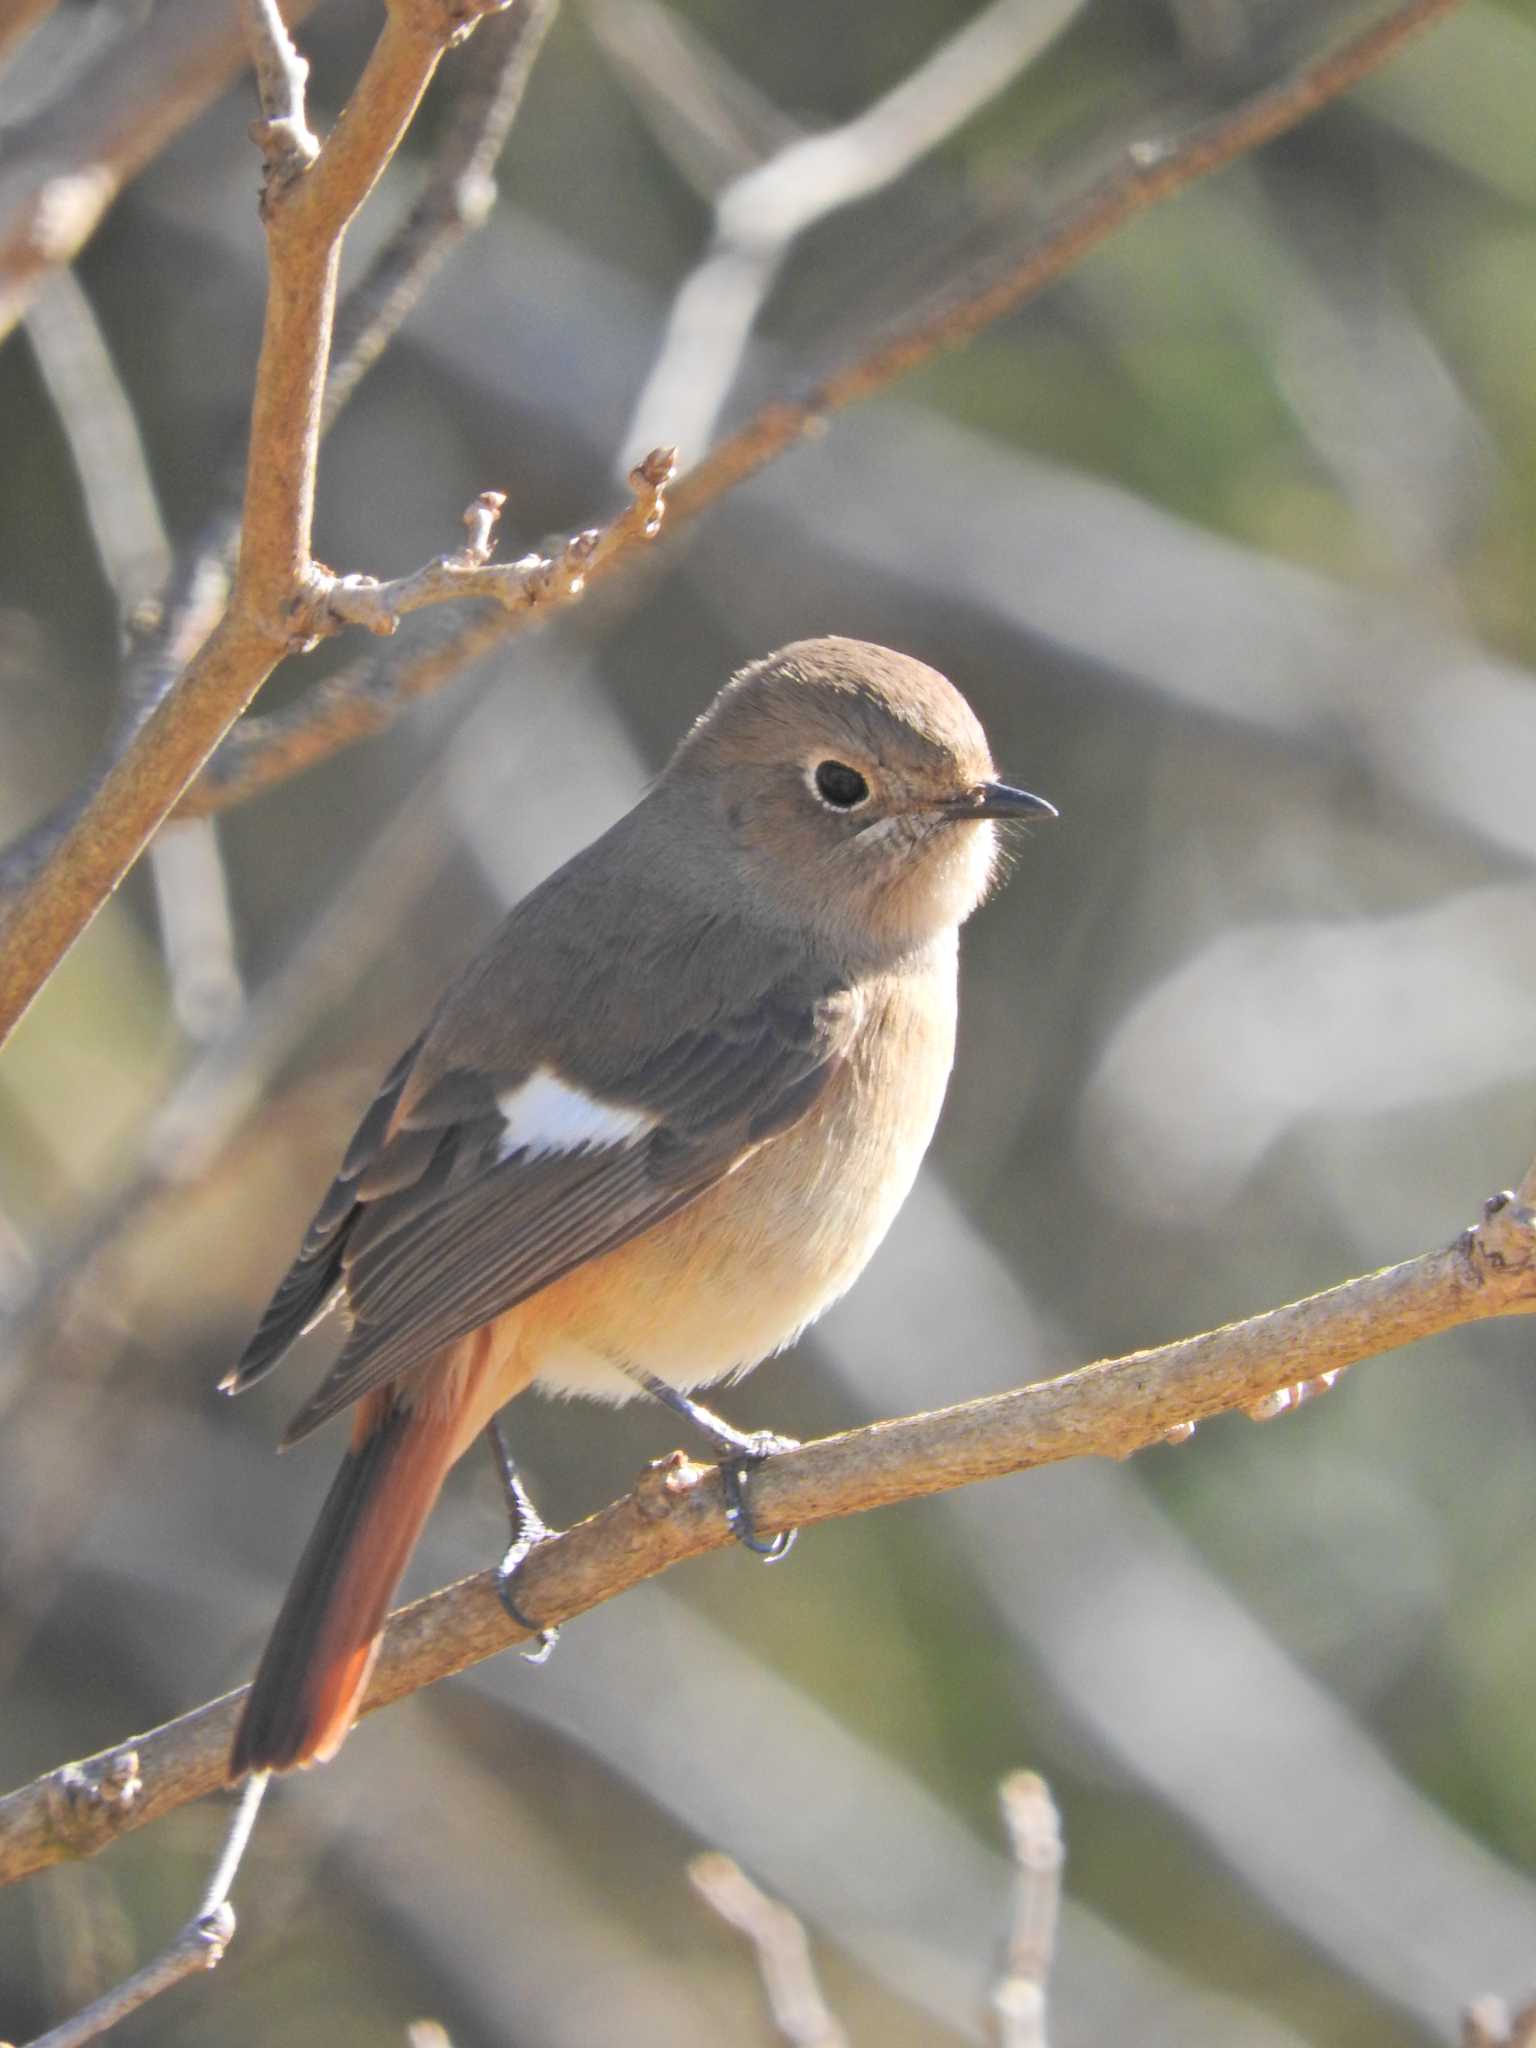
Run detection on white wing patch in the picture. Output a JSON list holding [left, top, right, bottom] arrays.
[[495, 1067, 655, 1163]]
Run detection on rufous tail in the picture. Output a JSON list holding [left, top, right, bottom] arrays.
[[228, 1394, 458, 1780]]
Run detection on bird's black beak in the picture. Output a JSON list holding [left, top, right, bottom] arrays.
[[942, 780, 1058, 822]]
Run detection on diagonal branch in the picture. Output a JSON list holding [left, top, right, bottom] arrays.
[[163, 0, 1472, 823], [0, 0, 324, 344], [3, 1169, 1533, 1890], [0, 0, 526, 1053], [0, 0, 563, 900]]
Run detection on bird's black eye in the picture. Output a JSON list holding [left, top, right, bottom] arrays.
[[813, 760, 869, 810]]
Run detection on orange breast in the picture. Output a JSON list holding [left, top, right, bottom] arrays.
[[494, 951, 960, 1407]]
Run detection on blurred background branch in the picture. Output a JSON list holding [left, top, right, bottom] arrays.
[[989, 1772, 1063, 2048], [689, 1852, 850, 2048]]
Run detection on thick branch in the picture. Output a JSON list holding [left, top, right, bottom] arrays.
[[4, 1181, 1533, 1890], [165, 0, 1471, 820]]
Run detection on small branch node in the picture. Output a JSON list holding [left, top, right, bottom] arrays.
[[194, 1902, 236, 1962], [1246, 1371, 1339, 1423], [629, 443, 678, 536], [633, 1450, 705, 1523], [454, 489, 507, 566], [241, 0, 320, 205], [44, 1749, 142, 1853], [1469, 1188, 1536, 1286]]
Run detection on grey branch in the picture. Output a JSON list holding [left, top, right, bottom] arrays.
[[689, 1854, 848, 2048], [990, 1773, 1064, 2048], [241, 0, 320, 192]]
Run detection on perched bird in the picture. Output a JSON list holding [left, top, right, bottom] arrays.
[[223, 637, 1054, 1778]]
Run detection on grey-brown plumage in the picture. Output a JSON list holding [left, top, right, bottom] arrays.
[[224, 637, 1053, 1776]]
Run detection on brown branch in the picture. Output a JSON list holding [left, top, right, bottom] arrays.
[[0, 0, 513, 1052], [0, 0, 324, 345], [0, 2, 561, 900], [4, 1177, 1534, 1891], [664, 0, 1470, 526], [176, 452, 675, 816], [311, 457, 673, 638], [164, 0, 1471, 822]]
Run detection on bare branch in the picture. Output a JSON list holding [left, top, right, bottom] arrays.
[[324, 0, 561, 426], [17, 1774, 266, 2048], [0, 2, 560, 900], [620, 0, 1088, 467], [0, 0, 324, 344], [176, 452, 675, 814], [241, 0, 320, 195], [23, 266, 244, 1041], [689, 1854, 848, 2048], [0, 0, 514, 1051], [314, 454, 671, 638], [664, 0, 1472, 528], [165, 0, 1471, 822], [20, 1909, 231, 2048], [989, 1774, 1064, 2048], [3, 1176, 1534, 1890]]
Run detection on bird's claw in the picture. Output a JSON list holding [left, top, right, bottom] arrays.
[[720, 1432, 799, 1563], [496, 1530, 562, 1663]]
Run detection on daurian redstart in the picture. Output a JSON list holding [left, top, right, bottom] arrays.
[[223, 637, 1053, 1778]]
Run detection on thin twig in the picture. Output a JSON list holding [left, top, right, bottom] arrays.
[[19, 1911, 231, 2048], [315, 455, 671, 637], [689, 1854, 848, 2048], [0, 2, 560, 901], [664, 0, 1470, 524], [160, 0, 1470, 822], [242, 0, 320, 197], [23, 265, 244, 1041], [176, 452, 675, 814], [0, 762, 456, 1404], [17, 1773, 266, 2048], [0, 0, 324, 344], [324, 0, 561, 426], [989, 1773, 1063, 2048], [3, 1171, 1534, 1889], [0, 0, 516, 1051], [619, 0, 1087, 467]]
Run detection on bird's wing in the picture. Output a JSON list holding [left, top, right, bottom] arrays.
[[225, 984, 860, 1446]]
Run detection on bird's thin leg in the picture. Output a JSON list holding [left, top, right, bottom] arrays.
[[485, 1417, 560, 1662], [629, 1370, 798, 1563]]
